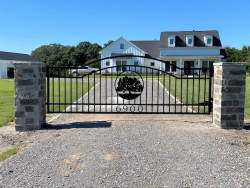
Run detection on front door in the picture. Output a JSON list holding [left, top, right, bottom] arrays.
[[184, 61, 194, 75]]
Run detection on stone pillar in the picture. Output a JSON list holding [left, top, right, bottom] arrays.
[[14, 62, 46, 131], [213, 62, 247, 129]]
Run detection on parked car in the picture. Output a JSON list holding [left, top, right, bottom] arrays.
[[69, 66, 99, 76]]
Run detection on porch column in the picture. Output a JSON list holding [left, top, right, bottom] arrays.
[[170, 61, 172, 73], [197, 59, 201, 74], [177, 59, 182, 75], [213, 62, 247, 129]]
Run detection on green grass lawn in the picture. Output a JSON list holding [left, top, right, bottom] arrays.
[[0, 80, 15, 127], [48, 80, 93, 112], [0, 79, 93, 127], [160, 75, 212, 113], [245, 76, 250, 119]]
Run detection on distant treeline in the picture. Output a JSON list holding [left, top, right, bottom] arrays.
[[31, 40, 113, 68], [224, 46, 250, 72], [31, 42, 250, 72]]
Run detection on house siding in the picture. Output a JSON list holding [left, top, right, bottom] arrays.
[[160, 48, 221, 57]]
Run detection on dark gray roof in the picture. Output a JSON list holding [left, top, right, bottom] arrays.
[[160, 30, 222, 48], [0, 51, 38, 62], [130, 40, 160, 58]]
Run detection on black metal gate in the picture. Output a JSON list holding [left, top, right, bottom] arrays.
[[47, 55, 213, 114]]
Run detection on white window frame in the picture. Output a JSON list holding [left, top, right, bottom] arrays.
[[186, 35, 194, 47], [150, 62, 155, 67], [168, 36, 175, 47], [204, 35, 213, 47]]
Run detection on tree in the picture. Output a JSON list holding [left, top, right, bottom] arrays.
[[103, 40, 114, 48]]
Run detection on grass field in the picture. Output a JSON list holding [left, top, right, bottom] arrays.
[[160, 75, 212, 113], [48, 80, 93, 112], [0, 80, 93, 127], [0, 80, 15, 127], [245, 76, 250, 119]]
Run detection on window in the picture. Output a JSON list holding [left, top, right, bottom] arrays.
[[116, 60, 127, 71], [204, 35, 213, 46], [134, 62, 138, 66], [168, 36, 175, 47], [120, 43, 124, 49], [150, 62, 155, 66], [106, 61, 110, 66], [186, 35, 194, 47]]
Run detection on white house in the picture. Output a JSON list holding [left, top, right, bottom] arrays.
[[100, 30, 226, 74], [0, 51, 38, 79]]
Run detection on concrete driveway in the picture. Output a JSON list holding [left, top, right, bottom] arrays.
[[0, 113, 249, 187]]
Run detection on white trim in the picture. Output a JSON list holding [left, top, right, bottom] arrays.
[[204, 35, 213, 47], [168, 36, 175, 47], [100, 36, 147, 55], [186, 35, 194, 47]]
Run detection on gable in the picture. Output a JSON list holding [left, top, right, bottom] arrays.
[[100, 37, 146, 57]]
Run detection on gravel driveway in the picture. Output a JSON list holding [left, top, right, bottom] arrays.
[[0, 114, 249, 187]]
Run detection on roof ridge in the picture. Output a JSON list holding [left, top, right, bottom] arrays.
[[161, 30, 218, 33]]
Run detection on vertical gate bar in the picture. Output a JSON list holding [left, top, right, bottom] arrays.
[[116, 67, 118, 106], [88, 74, 90, 112], [94, 72, 95, 112], [198, 68, 201, 113], [157, 70, 159, 112], [64, 68, 66, 112], [99, 71, 102, 112], [174, 76, 177, 113], [128, 66, 131, 105], [181, 69, 183, 112], [76, 69, 78, 112], [186, 74, 189, 113], [192, 68, 195, 113], [208, 69, 212, 114], [52, 68, 55, 113], [151, 69, 153, 112], [204, 70, 207, 113], [133, 65, 136, 105], [58, 68, 60, 113], [47, 67, 50, 113], [140, 66, 142, 105], [105, 71, 107, 112], [169, 73, 171, 112], [146, 67, 148, 112], [70, 68, 72, 112], [111, 67, 113, 112], [163, 72, 165, 113], [82, 76, 83, 112]]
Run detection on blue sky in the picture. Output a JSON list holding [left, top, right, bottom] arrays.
[[0, 0, 249, 54]]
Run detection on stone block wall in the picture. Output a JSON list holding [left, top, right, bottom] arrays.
[[213, 62, 247, 129], [14, 62, 46, 131]]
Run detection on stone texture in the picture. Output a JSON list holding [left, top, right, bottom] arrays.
[[14, 62, 46, 131], [213, 62, 247, 129]]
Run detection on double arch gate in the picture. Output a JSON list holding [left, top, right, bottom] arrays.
[[46, 55, 213, 114]]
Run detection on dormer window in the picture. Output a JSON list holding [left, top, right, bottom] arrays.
[[120, 43, 124, 49], [204, 35, 213, 46], [186, 35, 194, 47], [168, 36, 175, 47]]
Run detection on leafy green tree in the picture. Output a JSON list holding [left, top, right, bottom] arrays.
[[103, 40, 114, 48]]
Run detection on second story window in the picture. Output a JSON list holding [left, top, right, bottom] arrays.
[[186, 35, 194, 47], [106, 61, 110, 66], [168, 36, 175, 47], [150, 62, 155, 66], [204, 35, 213, 46], [120, 43, 124, 49]]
